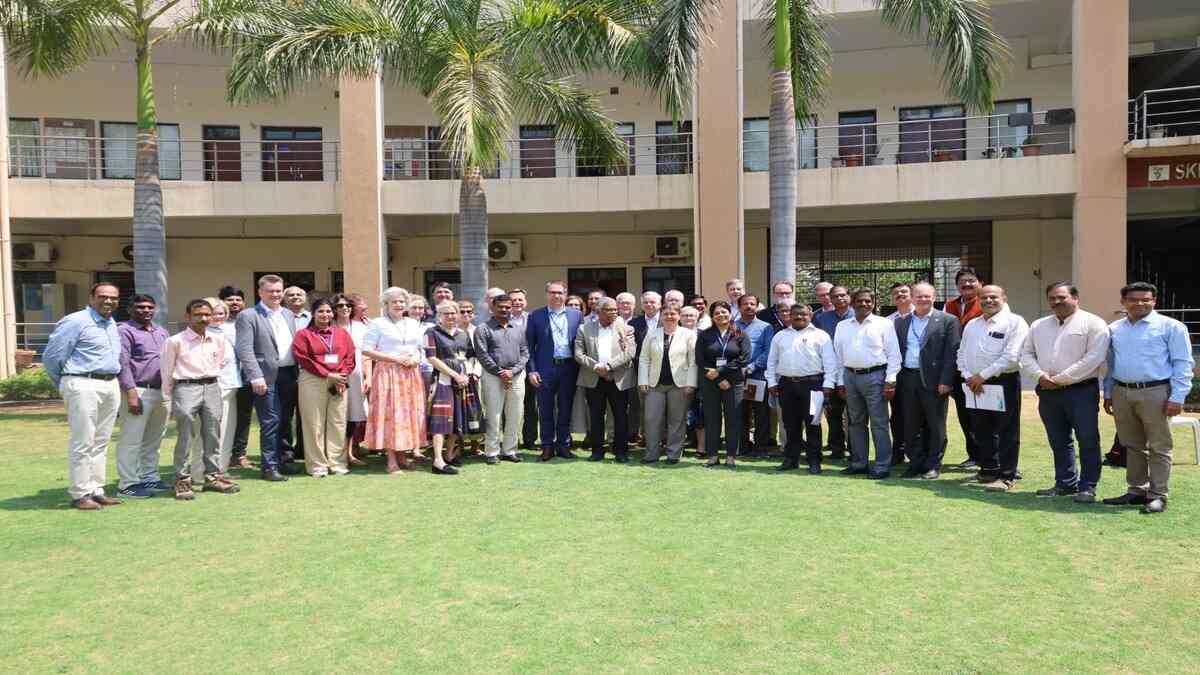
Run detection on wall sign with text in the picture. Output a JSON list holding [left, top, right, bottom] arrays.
[[1128, 155, 1200, 188]]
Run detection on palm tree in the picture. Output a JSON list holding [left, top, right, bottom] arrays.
[[191, 0, 715, 312], [1, 0, 194, 323], [760, 0, 1008, 288]]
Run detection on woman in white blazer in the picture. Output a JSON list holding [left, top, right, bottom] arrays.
[[638, 305, 698, 463]]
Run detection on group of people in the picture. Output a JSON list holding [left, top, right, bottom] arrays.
[[42, 268, 1194, 515]]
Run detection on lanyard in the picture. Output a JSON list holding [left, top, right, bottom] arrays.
[[715, 330, 731, 359], [317, 330, 335, 354]]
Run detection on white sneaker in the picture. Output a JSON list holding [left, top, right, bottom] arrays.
[[331, 467, 350, 475]]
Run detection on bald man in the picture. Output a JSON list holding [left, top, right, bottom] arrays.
[[894, 282, 960, 479]]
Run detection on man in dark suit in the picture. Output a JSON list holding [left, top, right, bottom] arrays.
[[894, 282, 961, 479], [526, 280, 585, 461], [234, 274, 300, 481], [757, 280, 794, 332]]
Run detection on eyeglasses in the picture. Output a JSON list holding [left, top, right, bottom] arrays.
[[335, 303, 352, 308], [461, 309, 475, 313]]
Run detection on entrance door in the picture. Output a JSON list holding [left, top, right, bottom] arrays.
[[568, 267, 627, 301], [262, 127, 324, 181], [203, 125, 242, 181]]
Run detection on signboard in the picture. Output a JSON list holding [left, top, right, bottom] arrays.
[[1128, 155, 1200, 188]]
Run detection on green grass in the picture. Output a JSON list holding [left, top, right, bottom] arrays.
[[1, 397, 1198, 673]]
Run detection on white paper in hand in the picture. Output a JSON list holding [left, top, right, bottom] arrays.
[[809, 390, 825, 418]]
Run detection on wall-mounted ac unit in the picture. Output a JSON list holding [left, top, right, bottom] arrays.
[[13, 241, 54, 263], [488, 239, 522, 263], [654, 235, 691, 260]]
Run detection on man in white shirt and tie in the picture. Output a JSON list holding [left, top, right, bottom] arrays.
[[767, 304, 838, 474], [828, 288, 901, 478], [957, 285, 1029, 492]]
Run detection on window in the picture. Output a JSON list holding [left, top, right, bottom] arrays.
[[642, 266, 695, 299], [9, 118, 42, 177], [203, 125, 241, 181], [577, 122, 635, 177], [837, 111, 876, 165], [989, 99, 1032, 157], [101, 122, 181, 179], [655, 120, 693, 175], [383, 125, 427, 180], [261, 127, 324, 181], [519, 125, 556, 178], [423, 270, 462, 300], [798, 116, 818, 169], [568, 267, 628, 301], [94, 271, 135, 322], [42, 118, 96, 179], [742, 117, 768, 172], [253, 271, 316, 293], [898, 105, 965, 164]]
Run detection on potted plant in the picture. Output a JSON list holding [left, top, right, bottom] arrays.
[[1149, 125, 1168, 139], [1021, 134, 1042, 156]]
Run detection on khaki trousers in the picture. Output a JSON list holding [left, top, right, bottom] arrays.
[[191, 387, 238, 482], [1112, 384, 1174, 499], [172, 381, 223, 479], [298, 370, 348, 475], [116, 386, 170, 489], [60, 376, 120, 499], [481, 371, 524, 457]]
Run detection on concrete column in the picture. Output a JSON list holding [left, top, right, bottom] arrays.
[[338, 74, 387, 315], [693, 0, 744, 300], [1071, 0, 1128, 320], [0, 38, 17, 377]]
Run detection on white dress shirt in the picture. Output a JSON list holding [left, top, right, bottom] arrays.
[[267, 306, 296, 366], [644, 314, 659, 334], [596, 324, 615, 367], [832, 313, 901, 385], [1019, 309, 1109, 385], [765, 324, 839, 389], [958, 308, 1029, 380]]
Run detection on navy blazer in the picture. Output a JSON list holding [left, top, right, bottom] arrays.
[[628, 314, 656, 359], [895, 309, 961, 390], [525, 306, 584, 377]]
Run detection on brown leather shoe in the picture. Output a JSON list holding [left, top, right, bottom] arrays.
[[202, 477, 241, 494], [72, 496, 102, 511], [92, 493, 123, 506], [231, 456, 256, 470], [175, 478, 195, 501]]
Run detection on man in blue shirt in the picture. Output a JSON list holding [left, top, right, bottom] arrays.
[[813, 285, 852, 458], [1102, 282, 1195, 514], [42, 283, 125, 510], [736, 293, 774, 457]]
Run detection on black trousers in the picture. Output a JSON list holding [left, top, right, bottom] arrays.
[[585, 379, 629, 454], [825, 390, 847, 451], [899, 369, 949, 473], [275, 365, 304, 458], [778, 376, 823, 466], [968, 372, 1022, 479], [700, 378, 743, 458], [741, 398, 771, 451], [950, 373, 980, 463], [232, 383, 254, 460], [521, 376, 539, 448]]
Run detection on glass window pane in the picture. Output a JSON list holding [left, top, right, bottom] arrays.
[[158, 124, 181, 180], [798, 117, 817, 169], [742, 118, 768, 172], [990, 99, 1031, 153], [9, 119, 41, 177], [102, 122, 136, 179]]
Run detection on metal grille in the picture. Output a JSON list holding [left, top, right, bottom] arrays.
[[795, 222, 992, 310]]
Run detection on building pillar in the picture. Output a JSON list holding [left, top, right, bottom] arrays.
[[0, 37, 18, 377], [1071, 0, 1128, 320], [693, 0, 744, 300], [338, 74, 387, 315]]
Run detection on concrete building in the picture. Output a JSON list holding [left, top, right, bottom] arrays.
[[3, 0, 1199, 373]]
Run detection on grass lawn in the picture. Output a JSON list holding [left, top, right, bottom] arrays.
[[1, 395, 1198, 673]]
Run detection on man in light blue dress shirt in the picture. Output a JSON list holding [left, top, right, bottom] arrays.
[[1101, 282, 1195, 514], [736, 293, 774, 457], [42, 283, 125, 510]]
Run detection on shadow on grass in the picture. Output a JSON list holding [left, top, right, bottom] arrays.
[[0, 487, 75, 511], [878, 474, 1130, 514], [0, 412, 69, 425]]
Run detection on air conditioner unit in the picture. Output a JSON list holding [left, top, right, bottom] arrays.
[[488, 239, 522, 263], [654, 235, 691, 260], [13, 241, 54, 263]]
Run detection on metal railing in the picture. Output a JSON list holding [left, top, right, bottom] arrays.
[[381, 132, 693, 180], [1129, 85, 1200, 140], [7, 135, 342, 182], [1156, 309, 1200, 350], [743, 110, 1072, 170]]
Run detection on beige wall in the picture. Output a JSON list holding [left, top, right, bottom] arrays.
[[991, 218, 1073, 322]]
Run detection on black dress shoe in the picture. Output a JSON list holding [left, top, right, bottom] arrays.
[[485, 456, 499, 465], [1142, 497, 1167, 513], [614, 453, 629, 464], [1102, 493, 1149, 506], [665, 458, 680, 465], [587, 452, 604, 462], [538, 450, 555, 462], [261, 469, 288, 482], [776, 462, 799, 472], [902, 468, 923, 478], [807, 464, 822, 475], [867, 471, 890, 480], [449, 457, 464, 467], [954, 460, 978, 471], [432, 464, 459, 475], [556, 448, 576, 459], [500, 454, 522, 463], [840, 466, 869, 476], [279, 463, 301, 475], [640, 457, 659, 465]]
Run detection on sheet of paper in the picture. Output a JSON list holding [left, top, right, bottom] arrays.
[[961, 383, 1006, 412], [809, 390, 825, 418], [745, 379, 767, 403]]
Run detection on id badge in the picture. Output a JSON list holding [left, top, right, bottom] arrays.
[[456, 351, 467, 360], [715, 358, 727, 368], [324, 354, 339, 365]]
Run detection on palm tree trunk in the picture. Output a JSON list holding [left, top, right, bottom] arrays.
[[769, 0, 797, 287], [133, 39, 167, 324], [458, 167, 489, 320]]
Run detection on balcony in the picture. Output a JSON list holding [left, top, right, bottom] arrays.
[[1127, 85, 1200, 157]]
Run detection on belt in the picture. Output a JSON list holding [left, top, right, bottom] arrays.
[[901, 367, 921, 373], [846, 364, 886, 375], [781, 374, 823, 382], [1040, 377, 1098, 392], [63, 372, 116, 381], [985, 372, 1020, 385], [176, 377, 218, 385], [552, 357, 573, 364], [135, 382, 161, 390], [1114, 379, 1170, 390]]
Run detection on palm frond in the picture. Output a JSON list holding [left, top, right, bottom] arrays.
[[509, 65, 627, 168], [875, 0, 1008, 112], [428, 42, 513, 171], [0, 0, 126, 77], [760, 0, 830, 120]]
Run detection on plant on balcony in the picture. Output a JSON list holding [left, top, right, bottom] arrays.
[[759, 0, 1009, 286], [189, 0, 714, 312], [1, 0, 191, 323]]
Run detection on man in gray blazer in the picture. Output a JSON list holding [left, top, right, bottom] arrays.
[[575, 297, 636, 462], [234, 274, 297, 481], [894, 282, 961, 479]]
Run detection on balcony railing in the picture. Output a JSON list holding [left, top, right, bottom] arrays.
[[7, 135, 341, 182], [381, 132, 693, 180], [1129, 85, 1200, 141], [744, 110, 1072, 170]]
